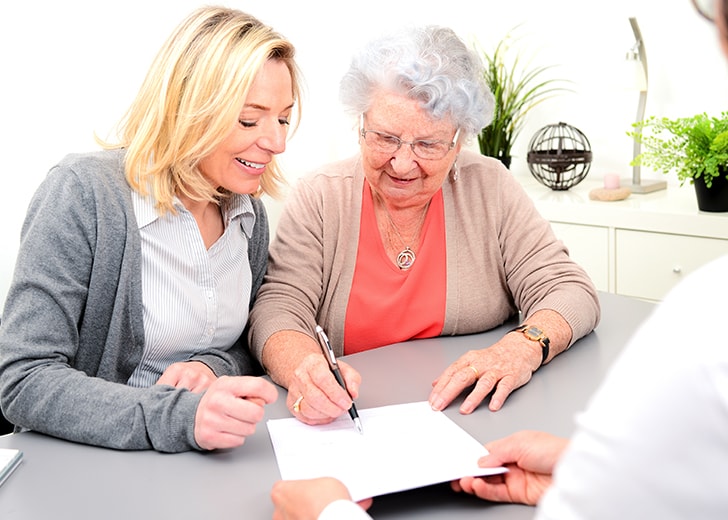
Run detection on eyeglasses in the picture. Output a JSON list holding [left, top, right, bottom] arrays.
[[359, 115, 459, 160], [692, 0, 716, 22]]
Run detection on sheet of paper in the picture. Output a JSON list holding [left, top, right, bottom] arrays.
[[0, 448, 23, 487], [266, 401, 506, 501]]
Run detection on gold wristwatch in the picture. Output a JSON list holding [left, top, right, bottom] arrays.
[[509, 324, 550, 365]]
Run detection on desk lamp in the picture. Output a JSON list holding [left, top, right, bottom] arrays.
[[627, 17, 667, 193]]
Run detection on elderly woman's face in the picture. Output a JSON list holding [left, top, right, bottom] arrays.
[[360, 90, 460, 209]]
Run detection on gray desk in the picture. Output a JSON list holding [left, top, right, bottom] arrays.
[[0, 292, 654, 519]]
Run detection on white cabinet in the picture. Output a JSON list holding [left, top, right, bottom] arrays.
[[518, 173, 728, 301], [615, 230, 728, 301]]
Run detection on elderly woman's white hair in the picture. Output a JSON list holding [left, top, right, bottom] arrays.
[[339, 25, 494, 139]]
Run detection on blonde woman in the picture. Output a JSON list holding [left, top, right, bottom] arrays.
[[0, 6, 301, 453]]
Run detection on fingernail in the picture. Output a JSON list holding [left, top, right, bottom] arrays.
[[430, 397, 443, 411]]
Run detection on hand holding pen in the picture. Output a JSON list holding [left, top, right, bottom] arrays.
[[315, 325, 363, 434]]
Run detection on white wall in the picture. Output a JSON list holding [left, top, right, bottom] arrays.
[[1, 0, 725, 311]]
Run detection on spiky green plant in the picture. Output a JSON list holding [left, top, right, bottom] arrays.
[[478, 33, 570, 167], [628, 112, 728, 187]]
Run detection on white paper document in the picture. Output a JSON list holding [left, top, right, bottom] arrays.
[[0, 448, 23, 488], [266, 401, 506, 501]]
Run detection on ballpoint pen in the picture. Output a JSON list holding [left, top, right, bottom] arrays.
[[315, 325, 363, 434]]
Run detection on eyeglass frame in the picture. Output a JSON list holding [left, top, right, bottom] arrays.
[[359, 114, 460, 160], [692, 0, 716, 22]]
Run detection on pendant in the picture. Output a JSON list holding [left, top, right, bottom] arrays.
[[396, 247, 416, 270]]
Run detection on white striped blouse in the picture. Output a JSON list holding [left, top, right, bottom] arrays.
[[127, 190, 254, 388]]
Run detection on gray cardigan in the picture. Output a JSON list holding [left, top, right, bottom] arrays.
[[0, 149, 269, 452]]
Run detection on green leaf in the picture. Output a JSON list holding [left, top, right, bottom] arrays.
[[627, 111, 728, 186], [477, 28, 571, 162]]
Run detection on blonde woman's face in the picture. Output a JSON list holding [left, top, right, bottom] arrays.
[[198, 59, 294, 194]]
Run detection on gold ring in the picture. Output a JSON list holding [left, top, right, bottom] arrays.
[[468, 365, 480, 380], [292, 395, 304, 414]]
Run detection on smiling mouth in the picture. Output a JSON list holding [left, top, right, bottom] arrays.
[[236, 158, 266, 169], [388, 174, 415, 183]]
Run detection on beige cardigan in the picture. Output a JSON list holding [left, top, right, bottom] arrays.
[[249, 150, 600, 359]]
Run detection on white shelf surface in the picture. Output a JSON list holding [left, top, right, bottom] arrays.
[[515, 172, 728, 240]]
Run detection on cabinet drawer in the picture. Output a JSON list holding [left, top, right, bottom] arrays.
[[550, 222, 609, 292], [616, 229, 728, 301]]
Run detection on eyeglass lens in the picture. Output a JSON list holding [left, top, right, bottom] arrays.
[[361, 129, 456, 159]]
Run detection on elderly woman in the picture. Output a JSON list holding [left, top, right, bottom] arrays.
[[273, 5, 728, 519], [249, 25, 599, 425], [0, 6, 301, 452]]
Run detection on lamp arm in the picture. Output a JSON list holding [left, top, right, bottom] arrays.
[[633, 91, 647, 184], [629, 17, 648, 187], [629, 17, 648, 86]]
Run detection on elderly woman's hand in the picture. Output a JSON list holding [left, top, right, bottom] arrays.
[[261, 330, 362, 425], [429, 333, 542, 413], [286, 352, 361, 426]]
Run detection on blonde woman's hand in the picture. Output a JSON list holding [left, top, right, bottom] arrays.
[[194, 376, 278, 450], [156, 360, 217, 393]]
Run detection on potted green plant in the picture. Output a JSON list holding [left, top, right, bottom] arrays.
[[478, 31, 569, 168], [629, 112, 728, 212]]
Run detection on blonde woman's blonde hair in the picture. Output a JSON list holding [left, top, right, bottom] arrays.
[[103, 6, 301, 213]]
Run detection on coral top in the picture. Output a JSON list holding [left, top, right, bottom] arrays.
[[343, 183, 447, 354]]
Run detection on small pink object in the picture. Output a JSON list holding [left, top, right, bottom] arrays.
[[603, 173, 620, 190]]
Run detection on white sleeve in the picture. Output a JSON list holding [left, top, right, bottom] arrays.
[[319, 499, 373, 520], [536, 257, 728, 519]]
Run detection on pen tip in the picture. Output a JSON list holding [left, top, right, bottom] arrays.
[[355, 418, 363, 435]]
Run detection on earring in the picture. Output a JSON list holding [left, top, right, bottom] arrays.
[[449, 160, 460, 182]]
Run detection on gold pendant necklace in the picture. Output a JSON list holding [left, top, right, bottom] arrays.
[[379, 200, 429, 270], [396, 247, 416, 270]]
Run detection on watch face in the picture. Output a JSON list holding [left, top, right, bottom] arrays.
[[524, 326, 544, 341]]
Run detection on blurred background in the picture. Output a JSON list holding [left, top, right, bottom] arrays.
[[0, 0, 724, 310]]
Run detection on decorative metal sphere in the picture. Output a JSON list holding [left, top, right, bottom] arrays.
[[526, 122, 593, 190]]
